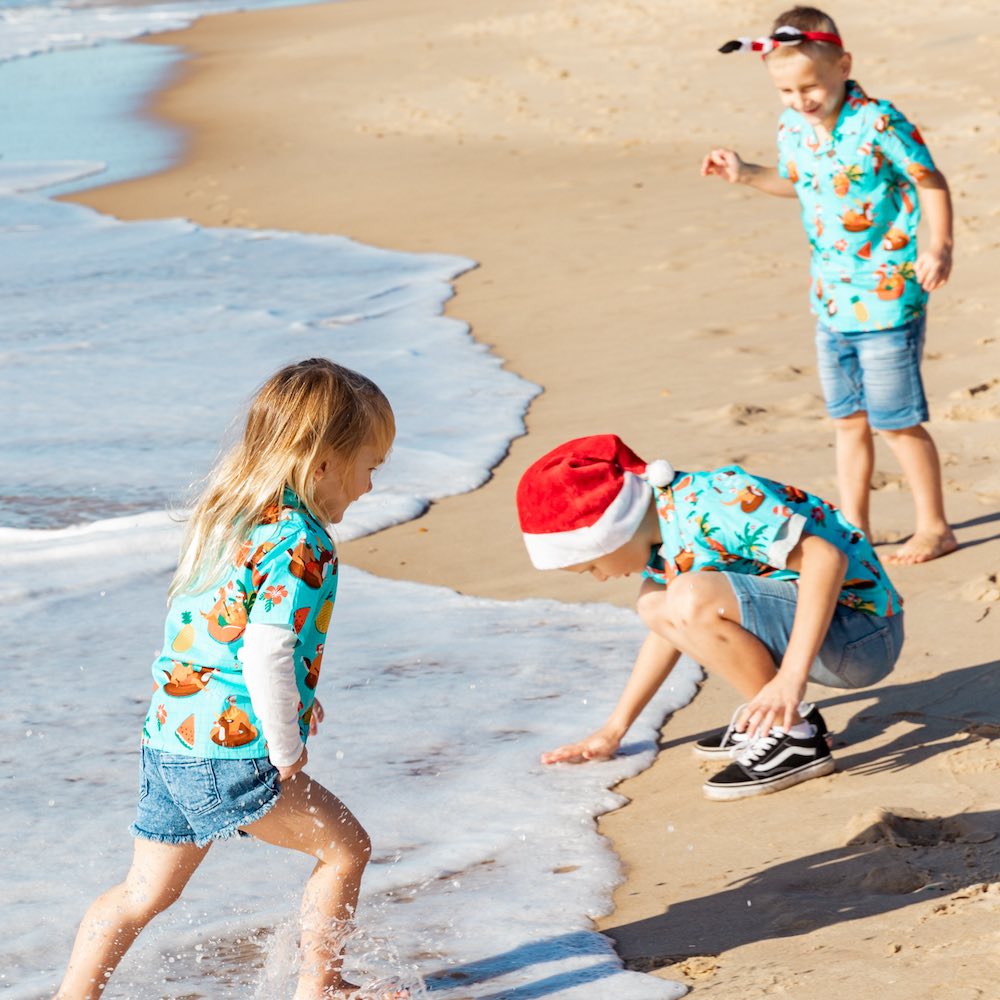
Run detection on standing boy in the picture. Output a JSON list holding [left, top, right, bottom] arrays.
[[702, 6, 956, 564]]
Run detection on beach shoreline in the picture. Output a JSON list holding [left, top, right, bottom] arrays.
[[67, 0, 1000, 994]]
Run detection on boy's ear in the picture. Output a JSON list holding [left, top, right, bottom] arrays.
[[839, 51, 853, 80]]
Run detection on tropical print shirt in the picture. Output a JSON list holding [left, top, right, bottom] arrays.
[[643, 467, 902, 617], [142, 490, 338, 759], [776, 80, 937, 332]]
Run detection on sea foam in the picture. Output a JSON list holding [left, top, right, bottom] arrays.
[[0, 3, 694, 996]]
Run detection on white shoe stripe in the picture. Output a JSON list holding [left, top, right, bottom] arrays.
[[752, 745, 818, 773]]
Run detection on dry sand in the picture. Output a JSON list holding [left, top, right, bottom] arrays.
[[69, 0, 1000, 995]]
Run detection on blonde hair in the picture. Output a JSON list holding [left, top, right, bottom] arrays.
[[768, 6, 843, 61], [169, 358, 394, 600]]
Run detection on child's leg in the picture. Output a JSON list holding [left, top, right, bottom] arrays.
[[879, 423, 957, 564], [242, 773, 373, 1000], [853, 316, 956, 563], [832, 411, 875, 536], [815, 321, 870, 533], [637, 572, 802, 721], [57, 839, 210, 1000]]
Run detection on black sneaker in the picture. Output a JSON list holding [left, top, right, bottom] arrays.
[[692, 702, 830, 760], [702, 727, 835, 800]]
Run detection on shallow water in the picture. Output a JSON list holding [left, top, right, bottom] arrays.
[[0, 4, 694, 997]]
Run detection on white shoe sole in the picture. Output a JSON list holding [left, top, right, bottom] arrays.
[[702, 755, 836, 801], [692, 743, 745, 760]]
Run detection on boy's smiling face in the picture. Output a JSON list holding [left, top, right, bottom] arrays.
[[766, 49, 852, 131]]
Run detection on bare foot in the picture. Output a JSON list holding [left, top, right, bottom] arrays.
[[298, 981, 409, 1000], [884, 528, 958, 565]]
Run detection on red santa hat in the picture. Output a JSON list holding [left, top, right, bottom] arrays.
[[516, 434, 675, 570]]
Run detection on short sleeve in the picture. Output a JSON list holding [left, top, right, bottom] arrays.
[[875, 103, 936, 180], [246, 524, 337, 630], [695, 469, 806, 569]]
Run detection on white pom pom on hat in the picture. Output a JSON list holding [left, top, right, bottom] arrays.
[[643, 459, 676, 488]]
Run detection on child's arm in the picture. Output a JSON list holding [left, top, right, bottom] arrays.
[[915, 170, 954, 291], [541, 626, 681, 765], [738, 533, 848, 737], [701, 148, 797, 197], [240, 623, 308, 781]]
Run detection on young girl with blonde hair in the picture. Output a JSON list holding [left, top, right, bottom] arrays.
[[57, 358, 407, 999]]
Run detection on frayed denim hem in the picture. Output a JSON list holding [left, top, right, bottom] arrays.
[[129, 784, 282, 849], [196, 786, 282, 848], [130, 824, 198, 846]]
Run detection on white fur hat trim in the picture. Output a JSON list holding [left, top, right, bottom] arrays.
[[522, 472, 652, 570]]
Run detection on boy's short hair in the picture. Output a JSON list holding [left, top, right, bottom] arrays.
[[769, 6, 843, 60]]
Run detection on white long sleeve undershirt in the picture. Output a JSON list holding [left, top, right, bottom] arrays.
[[238, 623, 304, 768]]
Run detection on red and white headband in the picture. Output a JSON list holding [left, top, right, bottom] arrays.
[[719, 25, 843, 57]]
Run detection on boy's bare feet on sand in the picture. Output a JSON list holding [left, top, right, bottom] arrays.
[[884, 528, 958, 565]]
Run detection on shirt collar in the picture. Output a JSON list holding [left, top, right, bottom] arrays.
[[807, 78, 865, 148]]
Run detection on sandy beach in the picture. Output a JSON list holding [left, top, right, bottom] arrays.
[[69, 0, 1000, 995]]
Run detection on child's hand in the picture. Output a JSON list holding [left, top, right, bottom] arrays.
[[309, 698, 325, 736], [915, 243, 953, 291], [738, 674, 807, 737], [541, 728, 621, 765], [701, 148, 745, 184], [277, 746, 308, 782]]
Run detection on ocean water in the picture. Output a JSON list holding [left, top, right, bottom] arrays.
[[0, 3, 696, 997]]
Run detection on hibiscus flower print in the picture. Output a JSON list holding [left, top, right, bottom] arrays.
[[262, 584, 289, 611]]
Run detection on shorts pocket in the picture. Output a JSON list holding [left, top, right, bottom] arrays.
[[159, 756, 221, 816], [138, 746, 150, 802], [251, 757, 280, 790], [838, 625, 893, 688]]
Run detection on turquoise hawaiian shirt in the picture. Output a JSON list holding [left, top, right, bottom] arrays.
[[643, 467, 902, 617], [776, 80, 937, 332], [142, 490, 338, 759]]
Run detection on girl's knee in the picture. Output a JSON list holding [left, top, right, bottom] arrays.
[[120, 878, 183, 921], [319, 825, 371, 875], [347, 825, 372, 867]]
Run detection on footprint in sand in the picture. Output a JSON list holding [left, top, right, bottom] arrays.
[[751, 363, 813, 383], [838, 808, 1000, 896], [946, 739, 1000, 776], [871, 469, 906, 492], [942, 379, 1000, 421], [962, 573, 1000, 603], [847, 807, 996, 848], [719, 402, 769, 426], [927, 882, 1000, 919]]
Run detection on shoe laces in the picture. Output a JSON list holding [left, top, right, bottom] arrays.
[[719, 703, 751, 754], [734, 728, 786, 765]]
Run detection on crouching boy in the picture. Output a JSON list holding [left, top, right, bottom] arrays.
[[516, 434, 904, 800]]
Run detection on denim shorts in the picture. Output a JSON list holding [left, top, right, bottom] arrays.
[[131, 745, 281, 847], [725, 573, 904, 689], [815, 315, 929, 430]]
